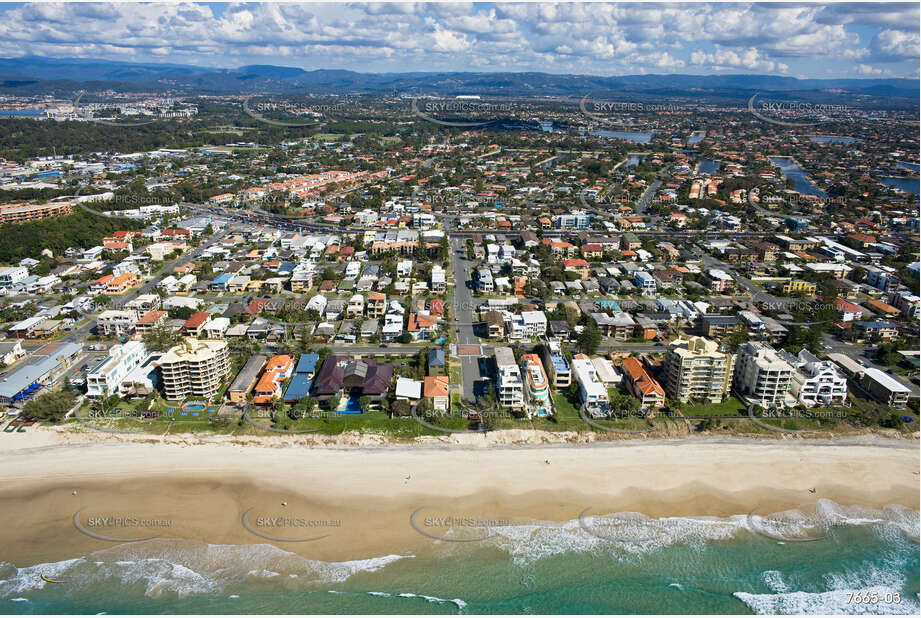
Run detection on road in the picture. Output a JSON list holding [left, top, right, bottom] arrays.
[[447, 229, 483, 403], [820, 333, 919, 397], [42, 231, 233, 391], [635, 178, 662, 216]]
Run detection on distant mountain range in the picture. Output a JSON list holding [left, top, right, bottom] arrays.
[[0, 55, 917, 103]]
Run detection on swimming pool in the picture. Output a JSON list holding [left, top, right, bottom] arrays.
[[181, 401, 207, 411], [341, 397, 363, 414]]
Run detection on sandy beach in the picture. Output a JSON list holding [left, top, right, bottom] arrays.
[[0, 426, 917, 568]]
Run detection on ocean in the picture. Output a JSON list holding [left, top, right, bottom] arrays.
[[1, 500, 917, 615]]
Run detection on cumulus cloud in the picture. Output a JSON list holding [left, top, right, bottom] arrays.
[[0, 2, 914, 77], [689, 46, 789, 73]]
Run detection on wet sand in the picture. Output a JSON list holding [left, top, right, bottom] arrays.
[[0, 438, 916, 566]]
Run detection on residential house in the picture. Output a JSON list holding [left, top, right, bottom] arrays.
[[424, 375, 450, 414], [621, 356, 666, 409]]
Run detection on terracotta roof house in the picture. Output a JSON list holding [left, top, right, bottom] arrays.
[[182, 312, 211, 335], [621, 356, 665, 409]]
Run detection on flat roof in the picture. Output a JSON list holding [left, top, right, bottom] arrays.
[[0, 342, 83, 400], [295, 353, 320, 374], [283, 374, 313, 402], [862, 367, 911, 394], [229, 354, 267, 392]]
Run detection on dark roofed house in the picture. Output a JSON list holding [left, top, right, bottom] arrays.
[[311, 355, 395, 408], [312, 355, 346, 398], [224, 302, 247, 318], [486, 310, 504, 339], [427, 348, 446, 376], [549, 320, 572, 341]]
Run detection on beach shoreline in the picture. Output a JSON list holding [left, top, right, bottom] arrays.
[[0, 430, 917, 569]]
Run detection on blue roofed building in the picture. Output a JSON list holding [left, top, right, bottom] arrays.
[[427, 348, 446, 376], [295, 353, 320, 377], [0, 342, 84, 404], [540, 341, 571, 389], [284, 375, 313, 404], [209, 272, 234, 290]]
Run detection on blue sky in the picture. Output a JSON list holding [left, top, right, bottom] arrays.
[[0, 2, 917, 78]]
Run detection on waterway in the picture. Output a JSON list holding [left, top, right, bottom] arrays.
[[769, 156, 827, 198]]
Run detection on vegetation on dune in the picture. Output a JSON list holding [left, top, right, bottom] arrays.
[[0, 208, 141, 262]]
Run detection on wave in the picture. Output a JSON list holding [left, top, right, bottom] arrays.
[[736, 558, 919, 614], [0, 539, 412, 601], [452, 499, 919, 565], [363, 590, 468, 610], [735, 586, 918, 615]]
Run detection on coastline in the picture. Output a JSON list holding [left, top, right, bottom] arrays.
[[0, 431, 917, 568]]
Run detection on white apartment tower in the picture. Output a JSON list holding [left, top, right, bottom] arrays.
[[733, 342, 794, 406], [494, 346, 524, 410], [662, 336, 735, 403]]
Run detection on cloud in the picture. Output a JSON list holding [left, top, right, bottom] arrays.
[[856, 63, 890, 76], [0, 2, 914, 77], [689, 46, 789, 73], [872, 28, 920, 60]]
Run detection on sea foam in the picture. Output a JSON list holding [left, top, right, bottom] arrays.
[[0, 539, 412, 600]]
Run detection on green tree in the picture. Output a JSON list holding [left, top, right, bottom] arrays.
[[142, 322, 181, 351], [577, 322, 602, 355], [392, 399, 411, 417], [23, 389, 78, 423]]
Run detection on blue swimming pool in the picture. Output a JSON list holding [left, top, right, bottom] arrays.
[[341, 397, 363, 414], [182, 401, 207, 411]]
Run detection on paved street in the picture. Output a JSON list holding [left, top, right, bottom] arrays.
[[448, 230, 484, 402]]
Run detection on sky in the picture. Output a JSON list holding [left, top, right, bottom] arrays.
[[0, 2, 917, 79]]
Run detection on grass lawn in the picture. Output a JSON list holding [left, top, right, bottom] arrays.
[[679, 396, 747, 417], [260, 409, 472, 438], [448, 364, 461, 386]]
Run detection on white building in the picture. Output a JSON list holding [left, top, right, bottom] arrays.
[[504, 310, 547, 340], [204, 317, 230, 339], [96, 309, 138, 337], [634, 271, 657, 297], [889, 290, 919, 317], [571, 354, 608, 406], [495, 346, 524, 409], [86, 341, 150, 398], [430, 265, 446, 293], [0, 266, 28, 288], [305, 294, 328, 315], [733, 342, 795, 406], [782, 349, 848, 407], [477, 269, 494, 293], [394, 377, 422, 401]]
